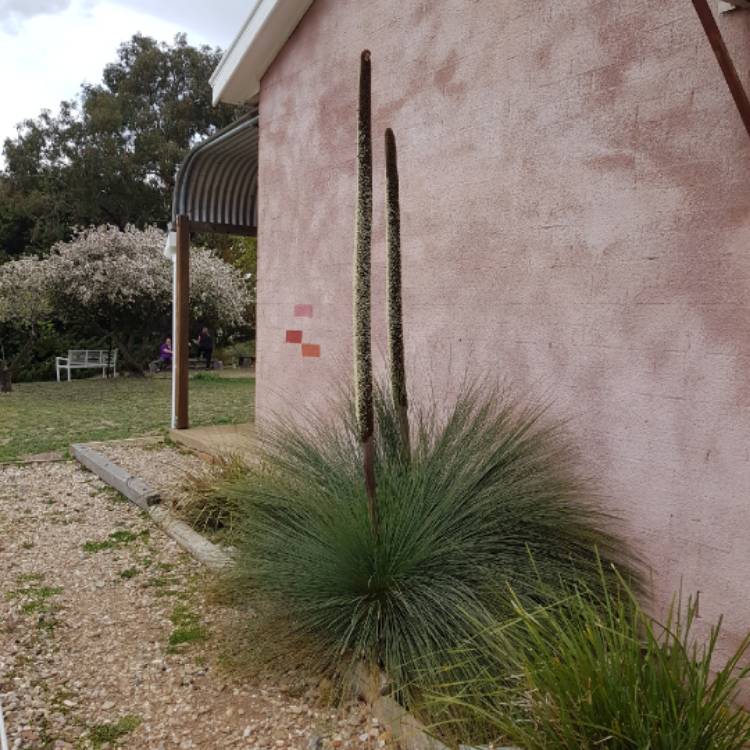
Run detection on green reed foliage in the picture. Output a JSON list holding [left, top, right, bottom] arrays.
[[425, 572, 750, 749]]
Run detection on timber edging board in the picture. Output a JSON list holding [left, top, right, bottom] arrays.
[[71, 443, 160, 508], [70, 443, 232, 572], [354, 665, 512, 750], [146, 505, 232, 572]]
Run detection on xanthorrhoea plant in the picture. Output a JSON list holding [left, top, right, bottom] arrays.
[[226, 387, 638, 719]]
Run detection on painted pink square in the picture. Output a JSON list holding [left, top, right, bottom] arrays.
[[294, 304, 313, 318]]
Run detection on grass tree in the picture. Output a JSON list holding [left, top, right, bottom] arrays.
[[385, 128, 410, 461], [354, 50, 377, 535], [225, 388, 637, 714], [221, 45, 639, 735]]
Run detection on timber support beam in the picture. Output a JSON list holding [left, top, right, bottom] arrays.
[[174, 214, 190, 430]]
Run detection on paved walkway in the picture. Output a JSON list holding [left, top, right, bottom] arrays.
[[169, 423, 258, 463], [0, 454, 390, 749]]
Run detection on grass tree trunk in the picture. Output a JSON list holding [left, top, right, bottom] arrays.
[[354, 50, 378, 537], [385, 128, 410, 462]]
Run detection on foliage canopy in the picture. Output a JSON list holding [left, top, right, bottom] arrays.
[[0, 33, 242, 259], [0, 225, 250, 373]]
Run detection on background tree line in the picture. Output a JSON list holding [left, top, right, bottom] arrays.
[[1, 33, 240, 259], [0, 33, 257, 380]]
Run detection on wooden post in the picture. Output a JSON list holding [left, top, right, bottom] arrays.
[[174, 214, 190, 429]]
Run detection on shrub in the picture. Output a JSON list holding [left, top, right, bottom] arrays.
[[0, 225, 251, 375], [425, 575, 750, 749], [215, 339, 256, 366], [175, 455, 249, 542], [225, 386, 637, 704]]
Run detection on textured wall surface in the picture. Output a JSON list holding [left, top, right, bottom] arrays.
[[256, 0, 750, 651]]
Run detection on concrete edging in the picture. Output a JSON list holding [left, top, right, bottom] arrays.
[[71, 443, 161, 508], [147, 505, 232, 572], [70, 443, 232, 572]]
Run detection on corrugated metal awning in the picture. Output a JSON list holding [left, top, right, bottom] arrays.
[[171, 111, 259, 235]]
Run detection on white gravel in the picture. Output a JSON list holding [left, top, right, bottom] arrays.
[[0, 453, 396, 749]]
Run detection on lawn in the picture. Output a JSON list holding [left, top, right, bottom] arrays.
[[0, 375, 255, 461]]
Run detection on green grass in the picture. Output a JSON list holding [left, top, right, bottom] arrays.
[[0, 375, 255, 461], [82, 529, 147, 553], [87, 715, 141, 747], [167, 603, 207, 651], [7, 573, 63, 631], [425, 575, 750, 749]]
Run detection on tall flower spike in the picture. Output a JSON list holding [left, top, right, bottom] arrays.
[[354, 50, 377, 535], [385, 128, 410, 462]]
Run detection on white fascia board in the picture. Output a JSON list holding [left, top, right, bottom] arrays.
[[210, 0, 314, 105]]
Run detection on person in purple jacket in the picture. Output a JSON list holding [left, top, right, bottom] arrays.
[[159, 336, 173, 366]]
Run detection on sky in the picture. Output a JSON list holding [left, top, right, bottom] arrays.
[[0, 0, 249, 153]]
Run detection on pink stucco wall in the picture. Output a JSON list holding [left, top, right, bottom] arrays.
[[256, 1, 750, 653]]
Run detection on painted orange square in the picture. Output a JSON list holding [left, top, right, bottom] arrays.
[[285, 330, 303, 344], [301, 343, 320, 358]]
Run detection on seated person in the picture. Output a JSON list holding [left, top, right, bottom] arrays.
[[159, 336, 173, 366]]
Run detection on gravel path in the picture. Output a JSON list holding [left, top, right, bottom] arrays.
[[0, 453, 394, 749]]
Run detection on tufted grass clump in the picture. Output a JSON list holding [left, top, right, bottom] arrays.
[[224, 385, 637, 706], [174, 455, 249, 542], [425, 574, 750, 749]]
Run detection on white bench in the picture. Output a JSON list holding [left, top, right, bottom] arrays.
[[56, 349, 118, 381]]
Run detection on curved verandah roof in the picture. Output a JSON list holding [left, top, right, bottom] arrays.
[[170, 111, 259, 236]]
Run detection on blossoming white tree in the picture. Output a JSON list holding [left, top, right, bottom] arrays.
[[0, 225, 250, 375]]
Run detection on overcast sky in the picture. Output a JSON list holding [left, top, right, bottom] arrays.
[[0, 0, 249, 154]]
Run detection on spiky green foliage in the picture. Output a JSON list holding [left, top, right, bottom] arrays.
[[354, 49, 377, 530], [226, 387, 635, 706], [385, 128, 410, 461], [425, 576, 750, 749]]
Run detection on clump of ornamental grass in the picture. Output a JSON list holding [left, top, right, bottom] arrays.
[[224, 384, 638, 703], [175, 455, 249, 542], [423, 572, 750, 749]]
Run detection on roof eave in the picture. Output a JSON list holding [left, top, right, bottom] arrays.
[[210, 0, 315, 106]]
